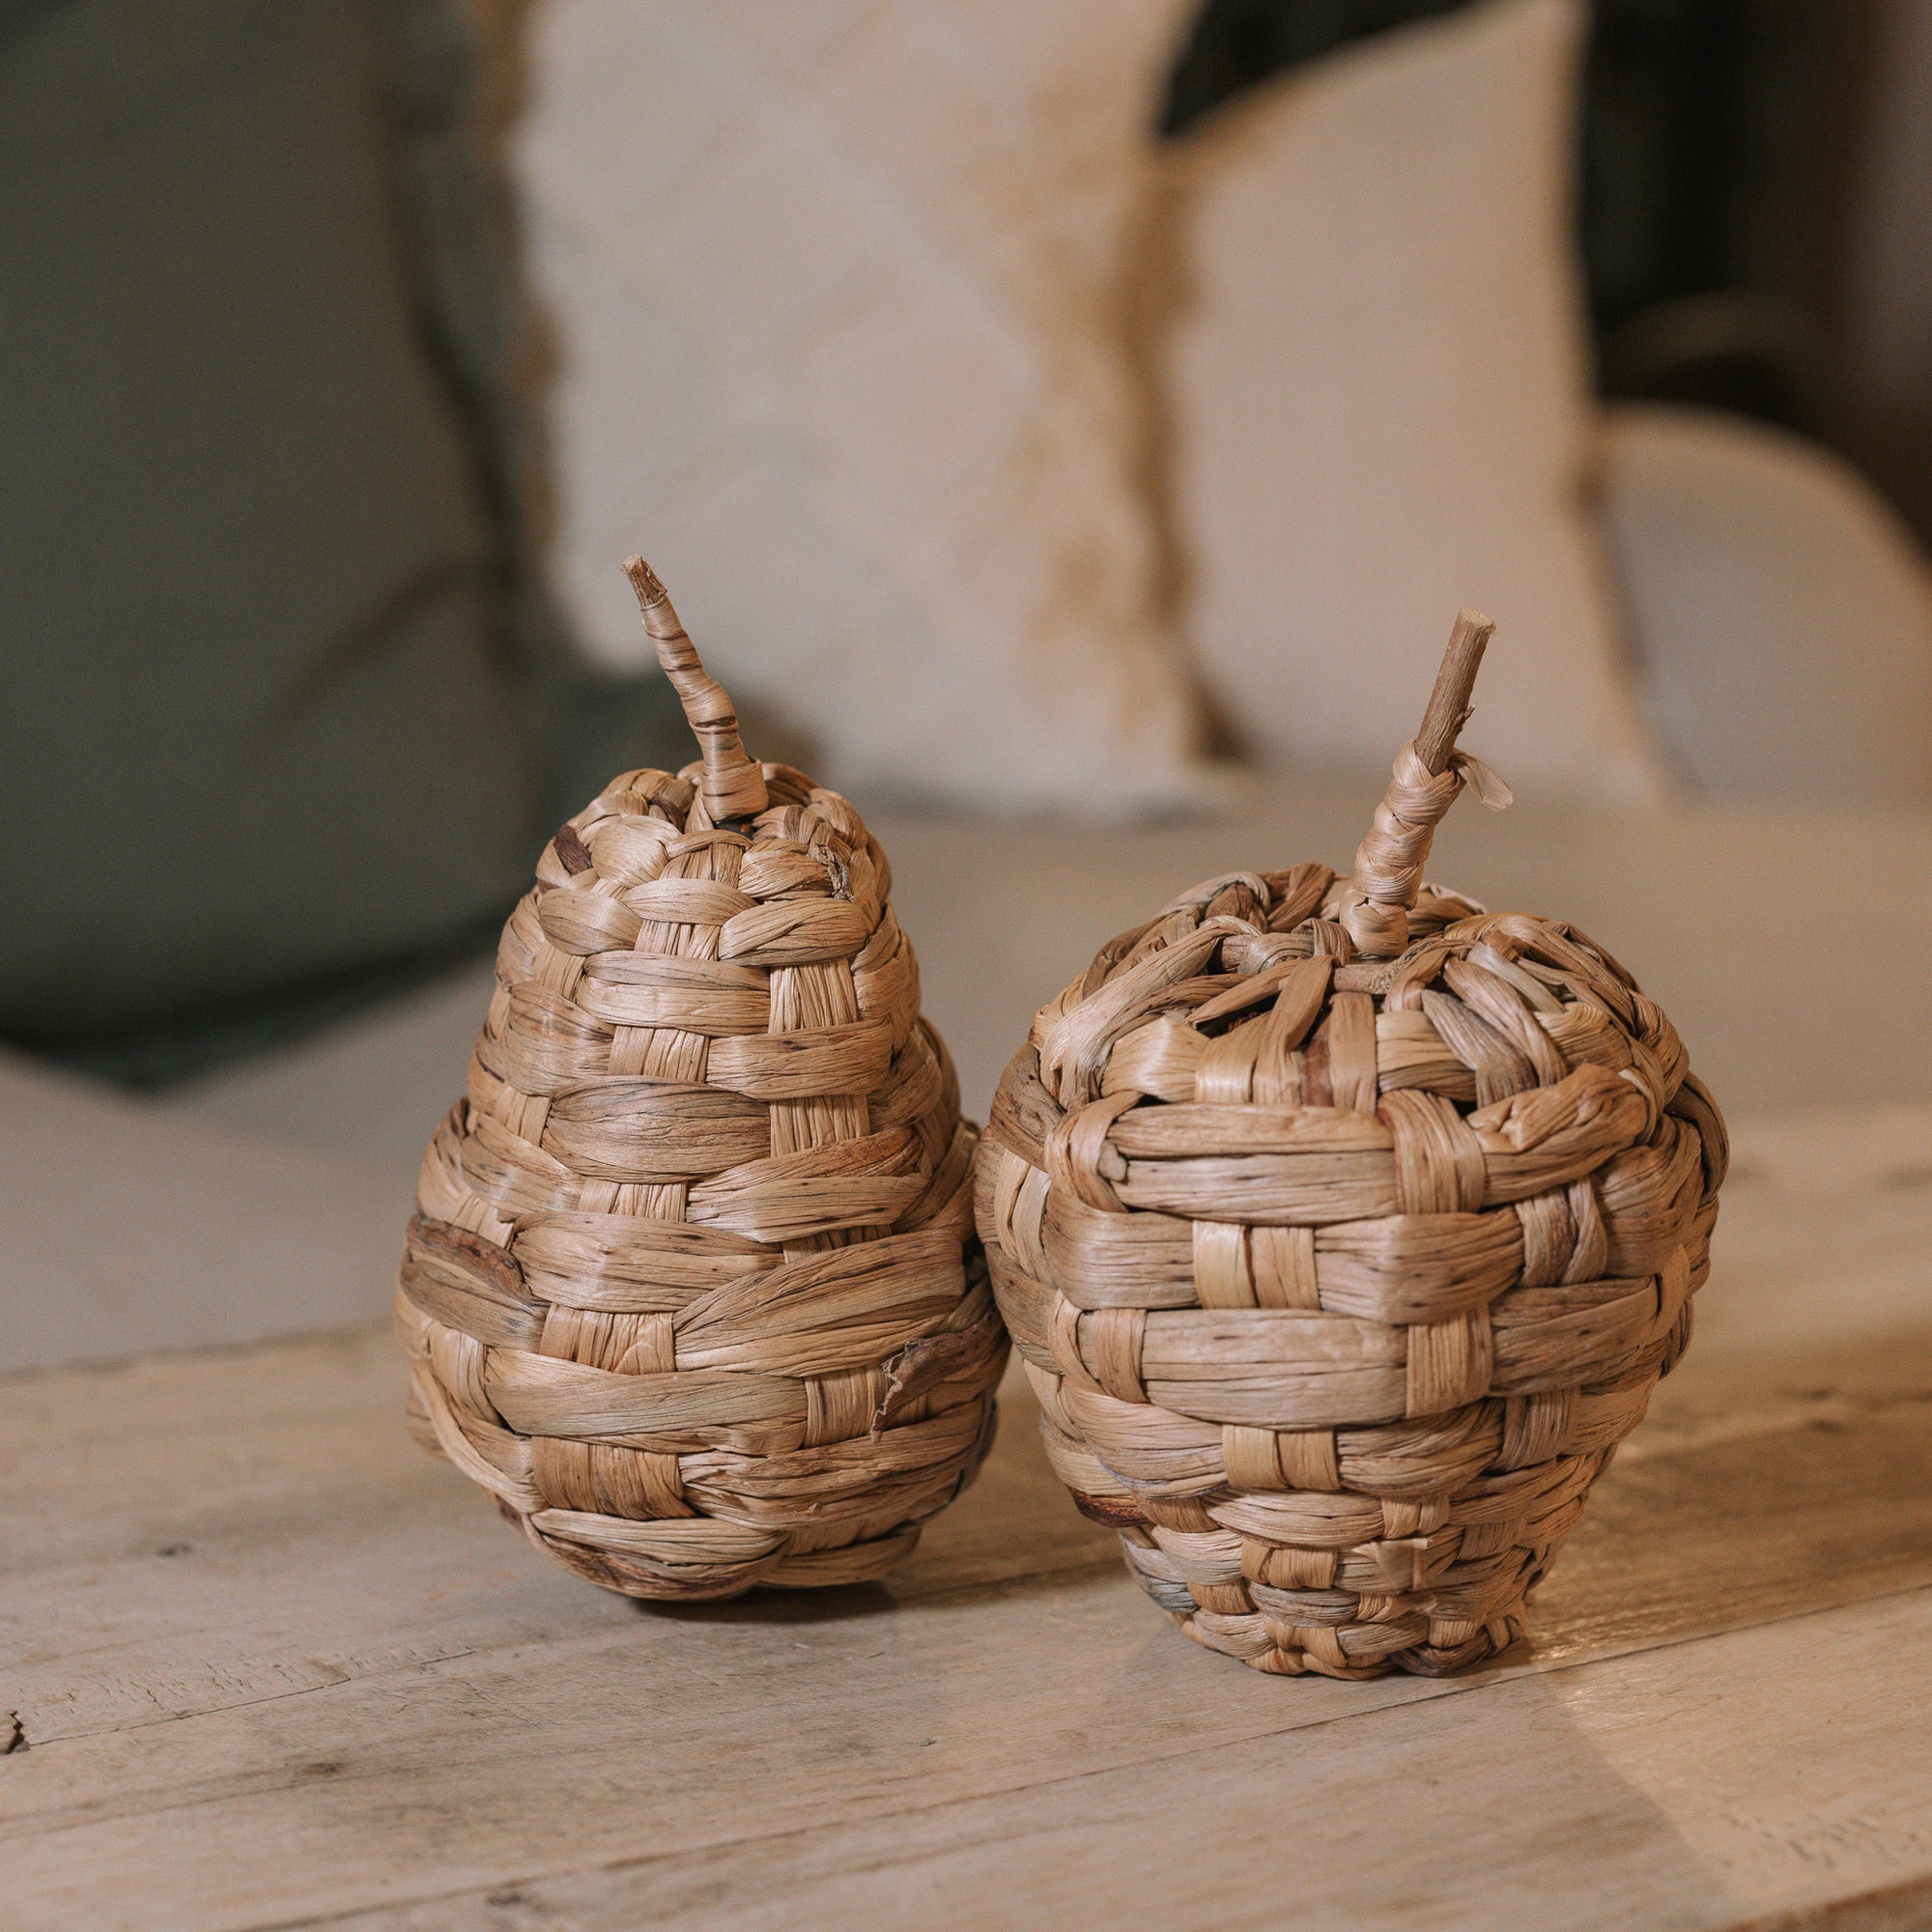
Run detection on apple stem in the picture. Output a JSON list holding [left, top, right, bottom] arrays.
[[1341, 611, 1496, 960]]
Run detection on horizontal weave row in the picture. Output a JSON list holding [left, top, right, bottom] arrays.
[[979, 860, 1723, 1676], [401, 756, 1006, 1601]]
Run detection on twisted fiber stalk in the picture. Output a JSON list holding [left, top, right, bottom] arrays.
[[398, 562, 1007, 1601], [977, 616, 1726, 1675], [623, 557, 769, 826], [1339, 611, 1511, 961]]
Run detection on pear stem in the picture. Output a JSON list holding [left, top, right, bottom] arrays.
[[623, 557, 769, 825]]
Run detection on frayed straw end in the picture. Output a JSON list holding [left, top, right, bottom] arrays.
[[623, 555, 668, 611]]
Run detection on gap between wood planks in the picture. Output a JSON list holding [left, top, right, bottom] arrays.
[[161, 1584, 1932, 1932], [6, 1317, 1932, 1920], [6, 1321, 1932, 1750]]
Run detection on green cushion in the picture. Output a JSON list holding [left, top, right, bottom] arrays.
[[0, 0, 545, 1076]]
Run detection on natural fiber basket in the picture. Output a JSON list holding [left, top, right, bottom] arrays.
[[976, 615, 1726, 1675], [398, 558, 1007, 1601]]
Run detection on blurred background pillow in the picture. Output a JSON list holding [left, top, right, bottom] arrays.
[[1159, 0, 1932, 803], [1164, 0, 1666, 801], [0, 0, 684, 1081], [4, 0, 1930, 1091], [513, 0, 1207, 813]]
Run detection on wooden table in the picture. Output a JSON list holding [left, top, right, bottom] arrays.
[[6, 1108, 1932, 1931]]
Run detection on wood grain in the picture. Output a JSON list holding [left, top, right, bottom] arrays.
[[314, 1592, 1932, 1932], [3, 1111, 1931, 1931], [1, 1331, 1927, 1930]]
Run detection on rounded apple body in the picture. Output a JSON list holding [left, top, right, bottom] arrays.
[[976, 864, 1723, 1675]]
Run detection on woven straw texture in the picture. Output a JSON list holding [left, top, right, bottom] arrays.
[[397, 562, 1007, 1601], [976, 616, 1727, 1676]]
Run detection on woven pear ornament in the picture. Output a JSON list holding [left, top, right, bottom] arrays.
[[398, 559, 1007, 1601], [977, 615, 1726, 1676]]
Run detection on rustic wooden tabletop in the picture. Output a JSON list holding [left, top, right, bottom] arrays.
[[5, 1106, 1931, 1931]]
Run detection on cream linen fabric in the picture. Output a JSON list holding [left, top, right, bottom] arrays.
[[1167, 0, 1665, 803], [514, 0, 1204, 812]]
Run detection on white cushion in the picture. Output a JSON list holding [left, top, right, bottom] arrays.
[[1166, 0, 1664, 802], [515, 0, 1204, 812], [1601, 402, 1932, 806]]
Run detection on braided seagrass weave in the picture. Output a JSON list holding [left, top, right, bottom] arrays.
[[976, 614, 1727, 1676], [397, 559, 1007, 1601]]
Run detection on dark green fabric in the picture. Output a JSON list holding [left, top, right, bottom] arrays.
[[0, 0, 681, 1081]]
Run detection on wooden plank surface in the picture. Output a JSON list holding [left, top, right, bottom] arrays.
[[3, 1110, 1931, 1931]]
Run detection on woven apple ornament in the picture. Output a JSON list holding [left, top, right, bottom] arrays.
[[976, 614, 1725, 1675], [397, 558, 1006, 1601]]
